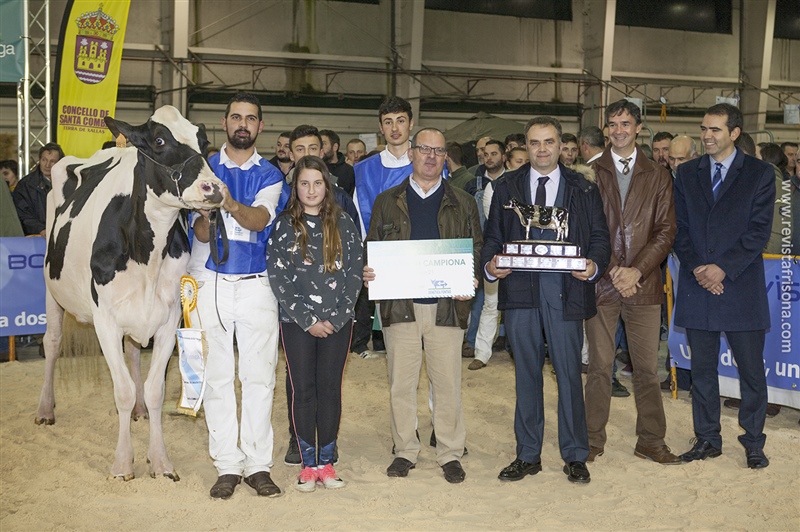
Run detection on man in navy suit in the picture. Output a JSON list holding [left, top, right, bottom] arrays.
[[482, 117, 610, 484], [673, 103, 775, 469]]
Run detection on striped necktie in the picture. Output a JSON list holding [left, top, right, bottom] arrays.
[[620, 157, 632, 175], [711, 162, 723, 201]]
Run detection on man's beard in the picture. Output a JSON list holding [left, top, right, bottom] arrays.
[[228, 129, 256, 150], [322, 150, 334, 163], [276, 154, 291, 163]]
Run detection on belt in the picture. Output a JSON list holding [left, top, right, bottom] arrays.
[[221, 274, 264, 282]]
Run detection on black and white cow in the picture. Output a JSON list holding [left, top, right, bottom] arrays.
[[504, 197, 569, 242], [36, 105, 224, 481]]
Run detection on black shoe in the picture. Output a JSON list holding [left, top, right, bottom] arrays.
[[492, 336, 506, 352], [679, 439, 722, 462], [387, 457, 415, 478], [563, 461, 590, 484], [723, 398, 741, 409], [209, 474, 242, 499], [244, 471, 282, 497], [441, 460, 466, 484], [284, 435, 301, 465], [745, 448, 769, 469], [611, 379, 630, 397], [498, 459, 542, 481], [660, 378, 673, 391]]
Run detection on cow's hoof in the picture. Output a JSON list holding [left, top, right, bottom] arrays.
[[151, 471, 180, 482], [108, 473, 135, 481], [34, 416, 55, 426]]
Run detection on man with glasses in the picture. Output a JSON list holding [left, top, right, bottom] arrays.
[[363, 128, 482, 484]]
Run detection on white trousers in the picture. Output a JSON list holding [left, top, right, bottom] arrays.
[[474, 279, 499, 363], [197, 276, 279, 477]]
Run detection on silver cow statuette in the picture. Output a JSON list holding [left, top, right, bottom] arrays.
[[497, 197, 586, 271]]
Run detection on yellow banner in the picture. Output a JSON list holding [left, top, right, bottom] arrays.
[[56, 0, 130, 158]]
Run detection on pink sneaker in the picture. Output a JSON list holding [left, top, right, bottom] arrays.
[[295, 466, 318, 493], [316, 464, 346, 489]]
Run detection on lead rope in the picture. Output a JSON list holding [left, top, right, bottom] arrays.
[[208, 209, 229, 333]]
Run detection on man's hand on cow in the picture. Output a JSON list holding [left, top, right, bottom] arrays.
[[693, 264, 726, 290], [609, 266, 642, 294], [453, 278, 479, 301], [197, 209, 212, 219], [218, 182, 238, 213], [571, 258, 597, 281], [487, 256, 512, 279], [363, 265, 375, 288]]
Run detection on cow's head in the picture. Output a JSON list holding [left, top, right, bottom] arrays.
[[105, 106, 224, 209]]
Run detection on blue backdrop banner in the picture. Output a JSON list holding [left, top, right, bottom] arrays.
[[668, 254, 800, 392], [0, 237, 47, 336]]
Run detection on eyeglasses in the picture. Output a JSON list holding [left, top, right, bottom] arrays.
[[413, 144, 447, 157]]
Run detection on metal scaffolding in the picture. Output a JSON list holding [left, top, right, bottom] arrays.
[[18, 0, 51, 174]]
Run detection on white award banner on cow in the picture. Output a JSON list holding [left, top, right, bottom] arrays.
[[176, 275, 207, 416]]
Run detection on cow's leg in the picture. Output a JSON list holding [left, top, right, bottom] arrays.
[[144, 310, 180, 481], [124, 337, 149, 421], [36, 290, 64, 425], [94, 317, 136, 480]]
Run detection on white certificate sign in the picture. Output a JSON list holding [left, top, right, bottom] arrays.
[[367, 239, 475, 300]]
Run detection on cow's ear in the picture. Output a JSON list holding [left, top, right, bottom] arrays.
[[196, 123, 210, 157], [105, 117, 147, 150]]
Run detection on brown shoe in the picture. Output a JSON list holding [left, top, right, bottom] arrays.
[[634, 443, 682, 465], [461, 342, 475, 358], [587, 446, 604, 462], [468, 359, 486, 371]]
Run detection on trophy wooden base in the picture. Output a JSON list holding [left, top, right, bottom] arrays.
[[496, 240, 586, 271]]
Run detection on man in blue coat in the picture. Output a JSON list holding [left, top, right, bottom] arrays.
[[673, 103, 775, 469]]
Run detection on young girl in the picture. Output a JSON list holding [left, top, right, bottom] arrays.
[[267, 155, 363, 492]]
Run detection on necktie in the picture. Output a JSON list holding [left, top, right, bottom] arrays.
[[535, 176, 549, 205], [620, 157, 632, 175], [711, 162, 723, 201]]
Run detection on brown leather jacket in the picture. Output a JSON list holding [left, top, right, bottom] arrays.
[[592, 149, 676, 306], [366, 177, 483, 329]]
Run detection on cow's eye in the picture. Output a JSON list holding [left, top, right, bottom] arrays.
[[155, 137, 165, 146]]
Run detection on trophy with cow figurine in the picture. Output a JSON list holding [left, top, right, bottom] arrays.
[[495, 197, 587, 271]]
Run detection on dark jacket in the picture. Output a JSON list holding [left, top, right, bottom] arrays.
[[448, 166, 474, 191], [268, 155, 290, 177], [481, 163, 611, 321], [673, 149, 775, 331], [1, 182, 23, 237], [326, 153, 356, 196], [592, 150, 676, 306], [12, 168, 50, 235], [366, 178, 483, 329], [333, 184, 362, 239]]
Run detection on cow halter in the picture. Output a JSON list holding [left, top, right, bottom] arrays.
[[137, 149, 204, 202]]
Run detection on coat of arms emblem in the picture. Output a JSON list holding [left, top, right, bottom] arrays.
[[73, 5, 119, 84]]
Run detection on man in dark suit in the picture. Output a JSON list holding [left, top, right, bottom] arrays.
[[482, 116, 610, 484], [673, 103, 775, 469]]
